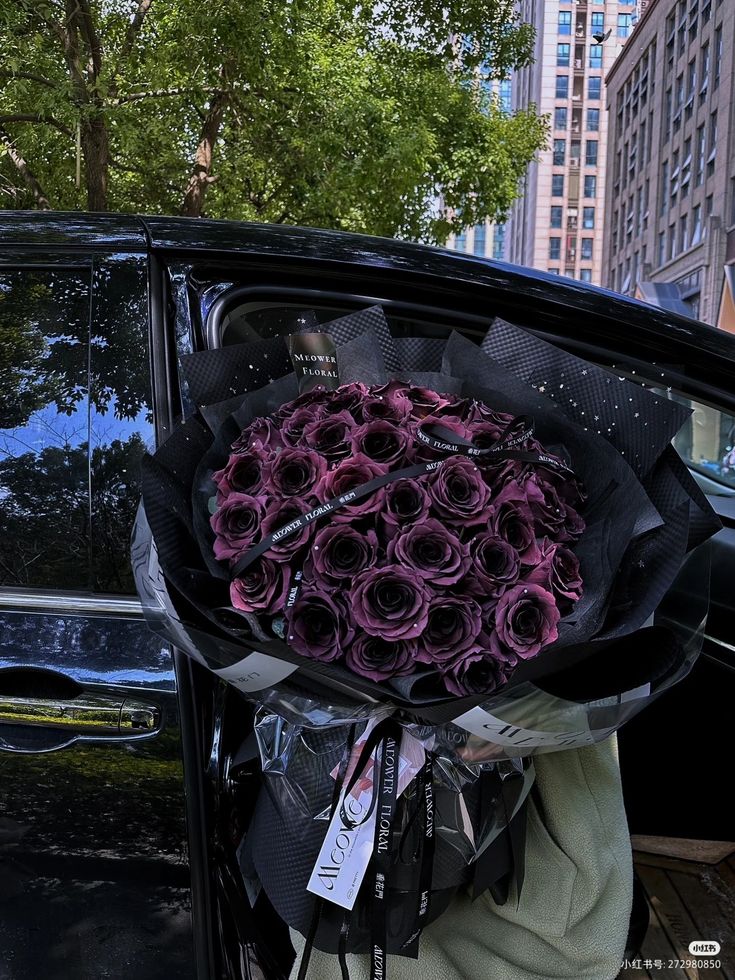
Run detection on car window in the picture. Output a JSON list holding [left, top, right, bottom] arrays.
[[0, 268, 92, 591], [669, 393, 735, 490]]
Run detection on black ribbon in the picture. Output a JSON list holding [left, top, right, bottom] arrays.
[[231, 414, 572, 580], [368, 721, 402, 980]]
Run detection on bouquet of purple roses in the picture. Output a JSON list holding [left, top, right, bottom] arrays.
[[133, 306, 717, 976], [210, 380, 585, 699]]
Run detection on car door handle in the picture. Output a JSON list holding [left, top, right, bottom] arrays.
[[0, 693, 161, 736]]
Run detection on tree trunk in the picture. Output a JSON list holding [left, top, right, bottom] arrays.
[[0, 126, 53, 209], [81, 115, 109, 211], [181, 91, 228, 217]]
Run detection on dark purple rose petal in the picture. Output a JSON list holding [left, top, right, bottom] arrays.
[[362, 383, 412, 423], [266, 446, 327, 498], [230, 558, 290, 615], [288, 589, 353, 663], [416, 597, 483, 663], [211, 493, 266, 562], [318, 453, 389, 521], [262, 497, 314, 561], [388, 518, 470, 585], [281, 406, 321, 446], [382, 478, 431, 536], [303, 409, 355, 460], [404, 387, 454, 419], [428, 456, 491, 525], [212, 448, 267, 501], [442, 647, 510, 697], [351, 420, 410, 467], [467, 533, 521, 599], [488, 484, 539, 564], [352, 565, 430, 640], [346, 635, 416, 682], [232, 416, 283, 452], [526, 539, 583, 606], [320, 382, 369, 419], [305, 525, 378, 587], [493, 583, 560, 660]]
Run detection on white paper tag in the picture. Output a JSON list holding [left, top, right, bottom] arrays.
[[307, 722, 424, 910], [452, 706, 601, 749], [213, 651, 299, 692]]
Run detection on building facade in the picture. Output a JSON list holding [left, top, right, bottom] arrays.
[[602, 0, 735, 328], [506, 0, 635, 283]]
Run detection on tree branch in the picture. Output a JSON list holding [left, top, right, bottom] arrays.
[[181, 89, 228, 217], [0, 71, 59, 90], [109, 87, 191, 106], [75, 0, 103, 78], [121, 0, 153, 60], [0, 114, 74, 138], [0, 127, 54, 209]]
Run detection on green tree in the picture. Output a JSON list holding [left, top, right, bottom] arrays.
[[0, 0, 545, 242]]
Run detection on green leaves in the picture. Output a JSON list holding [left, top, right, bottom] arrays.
[[0, 0, 544, 244]]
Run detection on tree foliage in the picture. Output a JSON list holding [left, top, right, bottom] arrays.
[[0, 0, 546, 242]]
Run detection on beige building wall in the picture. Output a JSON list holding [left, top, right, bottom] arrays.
[[508, 0, 633, 284], [602, 0, 735, 328]]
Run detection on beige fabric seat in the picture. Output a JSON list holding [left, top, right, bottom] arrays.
[[291, 736, 632, 980]]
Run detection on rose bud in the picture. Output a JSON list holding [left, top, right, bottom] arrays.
[[467, 533, 521, 599], [288, 589, 353, 663], [488, 483, 539, 564], [318, 454, 389, 521], [210, 493, 266, 563], [261, 497, 314, 561], [266, 446, 327, 498], [212, 448, 267, 501], [352, 565, 430, 640], [428, 456, 491, 526], [416, 597, 483, 663], [492, 583, 560, 660], [230, 558, 290, 615], [345, 635, 417, 682], [388, 519, 470, 586], [351, 420, 410, 467], [304, 525, 379, 588], [302, 410, 355, 460]]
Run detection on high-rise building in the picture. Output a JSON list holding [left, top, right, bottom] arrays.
[[602, 0, 735, 329], [506, 0, 634, 283]]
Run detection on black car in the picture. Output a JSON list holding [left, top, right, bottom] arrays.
[[1, 212, 733, 980]]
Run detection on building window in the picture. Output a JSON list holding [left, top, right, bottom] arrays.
[[589, 45, 603, 69], [663, 88, 672, 142], [590, 12, 604, 34], [553, 139, 566, 165], [702, 1, 712, 24], [581, 238, 593, 260], [680, 214, 689, 253], [587, 108, 600, 131], [455, 231, 467, 251], [588, 76, 601, 100], [559, 11, 572, 34], [499, 78, 512, 113], [585, 140, 598, 166], [557, 43, 571, 66], [695, 124, 705, 186], [691, 205, 702, 244], [658, 231, 666, 266], [548, 268, 560, 275], [660, 160, 669, 214], [617, 13, 633, 37], [583, 207, 595, 229], [714, 27, 722, 88], [552, 174, 564, 197], [549, 238, 562, 260], [707, 110, 717, 177], [706, 193, 713, 216], [492, 223, 506, 260], [473, 224, 486, 255], [550, 206, 563, 229], [584, 174, 597, 198], [556, 75, 569, 99], [670, 223, 677, 260], [700, 43, 709, 101], [579, 269, 593, 283], [554, 106, 568, 129]]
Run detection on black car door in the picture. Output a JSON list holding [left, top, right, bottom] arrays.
[[148, 220, 735, 975], [0, 242, 195, 980]]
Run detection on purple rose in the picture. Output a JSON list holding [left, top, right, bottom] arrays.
[[230, 558, 290, 614], [212, 448, 267, 501], [318, 454, 389, 521], [525, 478, 567, 537], [351, 420, 410, 467], [281, 406, 321, 446], [345, 635, 416, 682], [362, 382, 412, 423], [493, 583, 560, 659], [468, 420, 504, 450], [526, 540, 583, 606], [382, 478, 430, 536], [488, 484, 539, 564], [467, 533, 521, 599], [483, 459, 530, 492], [428, 456, 491, 525], [276, 386, 331, 419], [302, 410, 355, 460], [442, 646, 510, 697], [288, 589, 353, 663], [266, 446, 327, 498], [304, 525, 378, 588], [416, 597, 483, 664], [261, 497, 314, 561], [321, 382, 369, 418], [388, 519, 470, 585], [232, 416, 283, 452], [352, 565, 430, 640], [466, 403, 514, 427], [561, 503, 585, 542], [211, 493, 266, 562]]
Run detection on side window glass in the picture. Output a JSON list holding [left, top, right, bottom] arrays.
[[0, 268, 92, 590], [670, 395, 735, 490], [90, 257, 154, 593]]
